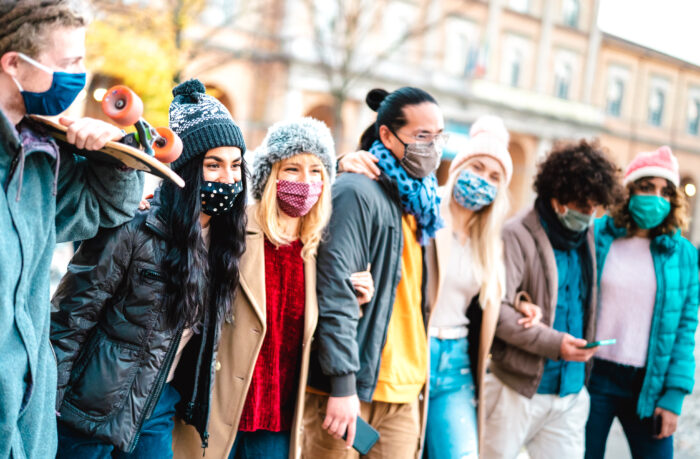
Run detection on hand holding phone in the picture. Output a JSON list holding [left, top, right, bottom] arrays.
[[343, 416, 380, 455]]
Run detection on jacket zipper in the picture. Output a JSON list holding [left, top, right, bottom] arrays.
[[128, 328, 183, 452], [640, 252, 666, 416]]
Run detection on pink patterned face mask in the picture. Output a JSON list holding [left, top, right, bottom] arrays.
[[276, 180, 323, 217]]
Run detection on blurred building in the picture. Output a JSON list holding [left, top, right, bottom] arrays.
[[83, 0, 700, 243]]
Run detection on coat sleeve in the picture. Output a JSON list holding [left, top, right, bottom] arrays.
[[50, 222, 134, 407], [54, 148, 144, 243], [314, 178, 373, 397], [657, 243, 699, 415], [495, 225, 564, 361]]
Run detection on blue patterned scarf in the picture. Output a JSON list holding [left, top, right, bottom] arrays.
[[370, 140, 443, 245]]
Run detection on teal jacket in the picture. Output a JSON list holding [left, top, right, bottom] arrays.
[[594, 215, 699, 418], [0, 110, 143, 459]]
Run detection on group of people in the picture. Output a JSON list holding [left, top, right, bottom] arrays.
[[1, 2, 699, 459]]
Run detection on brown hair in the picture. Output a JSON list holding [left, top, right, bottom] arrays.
[[611, 178, 690, 238], [0, 1, 88, 59], [533, 139, 621, 208]]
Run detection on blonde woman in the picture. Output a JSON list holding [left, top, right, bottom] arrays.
[[340, 116, 540, 458], [172, 117, 370, 459]]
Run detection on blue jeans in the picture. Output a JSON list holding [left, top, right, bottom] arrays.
[[56, 383, 181, 459], [424, 336, 478, 459], [585, 359, 673, 459], [228, 430, 290, 459]]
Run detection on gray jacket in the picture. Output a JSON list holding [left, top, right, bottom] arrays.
[[308, 172, 429, 401], [490, 206, 597, 398]]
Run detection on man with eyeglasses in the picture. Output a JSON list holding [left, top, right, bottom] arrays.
[[0, 2, 143, 458], [305, 87, 445, 458]]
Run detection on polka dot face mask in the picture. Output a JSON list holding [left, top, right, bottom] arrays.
[[200, 181, 243, 216], [276, 180, 323, 217]]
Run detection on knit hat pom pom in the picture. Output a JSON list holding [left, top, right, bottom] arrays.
[[469, 115, 510, 146], [172, 79, 206, 98]]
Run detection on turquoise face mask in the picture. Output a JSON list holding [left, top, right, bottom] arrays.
[[628, 194, 671, 229]]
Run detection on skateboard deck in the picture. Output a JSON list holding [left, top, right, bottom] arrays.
[[30, 115, 185, 188]]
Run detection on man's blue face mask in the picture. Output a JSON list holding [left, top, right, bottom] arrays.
[[12, 52, 86, 116]]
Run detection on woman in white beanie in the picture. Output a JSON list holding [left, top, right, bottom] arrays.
[[339, 115, 540, 457]]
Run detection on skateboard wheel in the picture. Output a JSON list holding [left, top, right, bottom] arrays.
[[102, 85, 144, 126], [153, 127, 183, 164]]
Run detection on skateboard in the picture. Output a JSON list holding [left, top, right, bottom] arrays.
[[31, 85, 185, 188]]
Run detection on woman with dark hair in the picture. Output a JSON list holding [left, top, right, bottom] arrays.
[[585, 146, 699, 459], [50, 79, 247, 458], [304, 87, 445, 458]]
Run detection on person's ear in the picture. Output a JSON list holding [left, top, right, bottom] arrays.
[[0, 52, 21, 77], [378, 124, 404, 159], [550, 197, 565, 214]]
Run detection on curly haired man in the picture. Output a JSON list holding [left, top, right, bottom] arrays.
[[0, 2, 144, 457], [481, 140, 620, 459]]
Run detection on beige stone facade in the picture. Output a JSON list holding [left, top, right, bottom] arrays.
[[82, 0, 700, 243]]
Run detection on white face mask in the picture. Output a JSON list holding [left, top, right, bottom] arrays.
[[557, 206, 595, 233]]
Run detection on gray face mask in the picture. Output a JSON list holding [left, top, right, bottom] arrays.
[[557, 206, 595, 233], [390, 128, 442, 178]]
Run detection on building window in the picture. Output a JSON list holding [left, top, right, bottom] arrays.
[[606, 78, 624, 117], [562, 0, 580, 28], [554, 62, 572, 99], [688, 98, 700, 135], [648, 88, 665, 126], [509, 52, 522, 87], [508, 0, 530, 13], [445, 17, 478, 77]]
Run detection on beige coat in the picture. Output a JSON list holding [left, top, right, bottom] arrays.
[[421, 202, 500, 454], [172, 204, 318, 459]]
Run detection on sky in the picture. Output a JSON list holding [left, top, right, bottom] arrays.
[[597, 0, 700, 66]]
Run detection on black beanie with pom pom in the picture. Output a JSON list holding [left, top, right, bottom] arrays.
[[168, 78, 246, 171]]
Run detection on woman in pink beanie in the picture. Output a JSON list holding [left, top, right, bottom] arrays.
[[338, 115, 540, 457], [585, 146, 699, 458]]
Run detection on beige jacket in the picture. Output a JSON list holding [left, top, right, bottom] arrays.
[[420, 202, 500, 453], [172, 204, 319, 459]]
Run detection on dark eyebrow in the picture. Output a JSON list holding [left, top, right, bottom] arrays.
[[204, 155, 224, 162]]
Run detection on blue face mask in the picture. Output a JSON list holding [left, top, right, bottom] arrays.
[[12, 53, 86, 116], [452, 169, 498, 211], [628, 194, 671, 229]]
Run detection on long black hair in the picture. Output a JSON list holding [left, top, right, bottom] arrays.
[[359, 87, 438, 151], [158, 156, 248, 329]]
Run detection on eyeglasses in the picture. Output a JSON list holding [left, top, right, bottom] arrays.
[[391, 128, 450, 148]]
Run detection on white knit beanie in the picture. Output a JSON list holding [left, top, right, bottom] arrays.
[[448, 115, 513, 184]]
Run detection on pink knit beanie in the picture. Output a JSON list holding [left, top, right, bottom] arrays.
[[623, 146, 679, 187], [448, 115, 513, 184]]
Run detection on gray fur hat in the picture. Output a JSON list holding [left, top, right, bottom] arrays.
[[250, 117, 336, 199]]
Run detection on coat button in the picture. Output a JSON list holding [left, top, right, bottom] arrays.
[[215, 361, 221, 371]]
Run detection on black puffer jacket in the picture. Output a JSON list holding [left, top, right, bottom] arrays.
[[50, 203, 222, 453]]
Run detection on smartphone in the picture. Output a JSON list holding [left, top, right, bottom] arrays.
[[580, 338, 617, 349], [343, 416, 380, 455], [652, 413, 663, 436]]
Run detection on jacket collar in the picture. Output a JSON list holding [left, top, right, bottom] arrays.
[[0, 108, 21, 156], [602, 214, 680, 254], [238, 203, 267, 324], [522, 206, 559, 311], [145, 198, 171, 240]]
